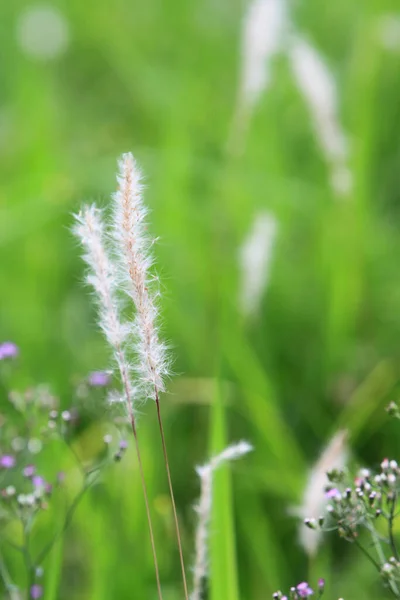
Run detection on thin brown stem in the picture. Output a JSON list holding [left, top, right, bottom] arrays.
[[130, 414, 163, 600], [155, 389, 189, 600], [117, 343, 163, 600]]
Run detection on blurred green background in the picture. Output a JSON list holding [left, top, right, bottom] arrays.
[[2, 0, 400, 598]]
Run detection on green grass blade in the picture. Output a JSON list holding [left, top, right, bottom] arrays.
[[209, 377, 240, 600]]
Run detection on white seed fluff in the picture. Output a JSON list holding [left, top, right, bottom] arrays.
[[191, 441, 253, 600], [240, 0, 288, 109], [239, 211, 278, 317], [111, 153, 168, 401], [73, 205, 136, 411], [299, 430, 348, 556], [289, 35, 352, 197]]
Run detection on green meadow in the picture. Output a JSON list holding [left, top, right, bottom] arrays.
[[2, 0, 400, 598]]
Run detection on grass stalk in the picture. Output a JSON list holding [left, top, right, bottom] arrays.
[[155, 389, 188, 600], [129, 413, 163, 600]]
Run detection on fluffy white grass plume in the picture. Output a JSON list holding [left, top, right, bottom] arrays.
[[191, 441, 253, 600], [111, 153, 168, 401], [299, 430, 348, 556], [111, 153, 188, 599], [240, 0, 287, 109], [289, 36, 352, 198], [229, 0, 287, 151], [377, 14, 400, 52], [239, 211, 278, 317], [73, 205, 135, 410]]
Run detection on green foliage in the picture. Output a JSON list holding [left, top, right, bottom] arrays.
[[1, 0, 400, 598]]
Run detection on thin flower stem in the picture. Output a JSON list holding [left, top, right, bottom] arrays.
[[129, 414, 163, 600], [0, 548, 19, 600], [21, 520, 34, 600], [366, 517, 400, 597], [354, 538, 381, 571], [388, 492, 399, 561], [35, 472, 99, 566], [155, 389, 189, 600]]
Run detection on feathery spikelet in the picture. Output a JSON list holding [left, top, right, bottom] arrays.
[[239, 211, 278, 317], [73, 205, 135, 408], [229, 0, 287, 152], [299, 430, 348, 556], [74, 198, 163, 599], [289, 35, 352, 197], [111, 153, 168, 401], [191, 441, 253, 600], [240, 0, 287, 109], [111, 153, 187, 599]]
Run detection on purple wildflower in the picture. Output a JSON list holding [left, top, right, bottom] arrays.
[[0, 342, 19, 360], [297, 582, 314, 597], [325, 488, 341, 499], [318, 578, 325, 589], [45, 483, 53, 495], [0, 455, 16, 469], [32, 476, 45, 488], [30, 584, 43, 599], [119, 440, 128, 450], [23, 465, 36, 477], [88, 371, 110, 387]]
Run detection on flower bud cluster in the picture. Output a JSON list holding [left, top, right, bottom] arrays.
[[303, 459, 400, 544], [381, 557, 400, 583], [0, 353, 128, 598], [273, 578, 327, 599]]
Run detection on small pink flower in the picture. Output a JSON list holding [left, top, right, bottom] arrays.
[[0, 342, 19, 360], [297, 582, 314, 597], [325, 487, 341, 500], [30, 584, 43, 599], [88, 371, 110, 387], [32, 476, 45, 488], [23, 465, 36, 477], [0, 455, 15, 469]]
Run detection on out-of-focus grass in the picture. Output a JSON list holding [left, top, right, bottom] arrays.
[[2, 0, 400, 598]]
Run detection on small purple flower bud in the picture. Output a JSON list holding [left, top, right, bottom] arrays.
[[0, 455, 16, 469], [32, 476, 45, 488], [30, 584, 43, 599], [23, 465, 36, 477], [119, 440, 128, 450], [57, 471, 65, 483], [88, 371, 110, 387], [325, 488, 341, 500], [0, 342, 19, 360], [45, 483, 53, 495], [318, 578, 325, 589], [297, 582, 314, 597]]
